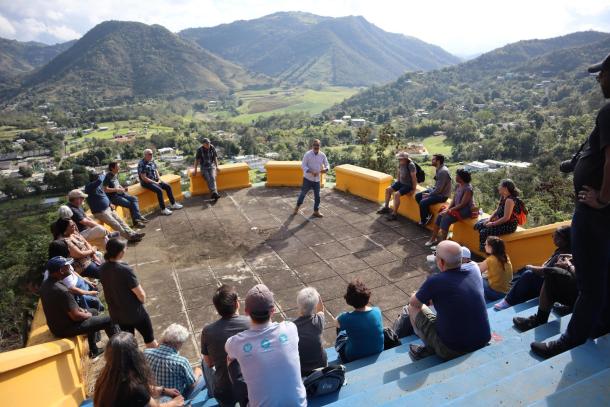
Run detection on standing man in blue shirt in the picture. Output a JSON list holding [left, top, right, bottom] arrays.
[[294, 139, 330, 218], [85, 172, 144, 243], [138, 149, 183, 216], [193, 137, 221, 202]]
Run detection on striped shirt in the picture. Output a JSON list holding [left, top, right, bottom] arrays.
[[144, 344, 195, 395]]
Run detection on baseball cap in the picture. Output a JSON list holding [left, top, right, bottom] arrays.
[[461, 246, 472, 260], [395, 151, 409, 160], [47, 256, 73, 274], [201, 137, 211, 144], [245, 284, 274, 317], [588, 53, 610, 73], [68, 189, 87, 199], [58, 205, 73, 220]]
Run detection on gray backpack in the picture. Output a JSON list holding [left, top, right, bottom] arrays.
[[303, 365, 346, 397]]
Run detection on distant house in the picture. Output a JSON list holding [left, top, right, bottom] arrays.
[[342, 115, 352, 121], [405, 142, 428, 157], [465, 161, 490, 172], [332, 119, 344, 125], [158, 147, 175, 156], [82, 129, 93, 135], [264, 152, 280, 159], [351, 118, 366, 127], [484, 159, 506, 169], [97, 126, 109, 131]]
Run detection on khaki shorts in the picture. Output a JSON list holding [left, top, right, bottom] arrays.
[[415, 305, 464, 360]]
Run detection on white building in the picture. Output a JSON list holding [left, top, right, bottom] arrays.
[[351, 118, 366, 127], [158, 147, 175, 156], [342, 115, 352, 121], [465, 161, 490, 172]]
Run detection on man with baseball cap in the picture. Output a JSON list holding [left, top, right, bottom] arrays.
[[66, 189, 114, 245], [39, 256, 118, 358], [531, 52, 610, 358], [225, 284, 306, 406], [377, 151, 418, 221], [193, 137, 221, 202]]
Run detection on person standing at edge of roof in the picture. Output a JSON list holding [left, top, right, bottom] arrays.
[[193, 137, 221, 203], [415, 153, 452, 226], [531, 52, 610, 358], [138, 149, 183, 216], [294, 138, 329, 218], [377, 151, 417, 221]]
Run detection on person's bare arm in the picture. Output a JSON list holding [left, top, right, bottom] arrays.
[[478, 259, 488, 273], [193, 158, 200, 176], [452, 189, 473, 210], [203, 354, 214, 368], [408, 293, 423, 311], [68, 286, 97, 296], [409, 170, 418, 196], [139, 172, 157, 184], [67, 240, 95, 259], [316, 296, 325, 313], [131, 285, 146, 303], [488, 198, 515, 226]]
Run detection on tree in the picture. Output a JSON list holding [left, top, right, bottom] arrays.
[[240, 132, 258, 155], [357, 127, 374, 169], [18, 166, 33, 178], [0, 177, 28, 198]]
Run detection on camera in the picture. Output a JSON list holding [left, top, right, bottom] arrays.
[[559, 159, 576, 173]]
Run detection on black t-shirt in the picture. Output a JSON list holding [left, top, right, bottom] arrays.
[[293, 313, 328, 375], [113, 383, 150, 407], [102, 172, 122, 198], [67, 202, 87, 232], [201, 315, 250, 400], [100, 261, 147, 325], [574, 103, 610, 201], [39, 278, 79, 336]]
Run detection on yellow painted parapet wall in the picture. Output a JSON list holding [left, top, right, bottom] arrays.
[[334, 164, 393, 203], [336, 164, 571, 271], [264, 161, 326, 188], [189, 163, 251, 196], [0, 303, 88, 406]]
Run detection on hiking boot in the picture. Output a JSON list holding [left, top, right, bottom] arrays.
[[293, 205, 301, 215], [377, 206, 391, 214], [409, 344, 435, 361], [553, 303, 572, 316], [127, 234, 143, 243], [513, 314, 543, 331], [530, 338, 571, 359], [386, 213, 398, 221], [212, 192, 220, 202], [161, 208, 173, 216], [137, 216, 149, 223], [312, 211, 324, 218], [133, 232, 146, 239]]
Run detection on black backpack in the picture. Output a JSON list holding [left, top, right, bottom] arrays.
[[412, 161, 426, 183], [303, 365, 346, 397], [383, 327, 401, 350]]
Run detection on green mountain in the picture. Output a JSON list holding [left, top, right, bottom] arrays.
[[9, 21, 268, 105], [180, 12, 460, 86], [326, 31, 610, 117], [0, 38, 75, 81]]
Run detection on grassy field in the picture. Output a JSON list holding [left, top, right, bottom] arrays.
[[66, 120, 174, 145], [231, 86, 360, 123], [0, 126, 34, 140], [422, 135, 452, 157]]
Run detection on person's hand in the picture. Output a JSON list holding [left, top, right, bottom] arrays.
[[87, 291, 98, 296], [578, 186, 606, 209], [439, 209, 448, 216], [164, 388, 181, 398], [118, 186, 125, 193], [168, 395, 184, 406], [484, 221, 493, 227], [110, 204, 116, 210]]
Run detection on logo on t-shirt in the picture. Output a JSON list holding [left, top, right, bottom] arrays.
[[243, 343, 253, 353], [279, 333, 288, 344], [261, 338, 271, 350]]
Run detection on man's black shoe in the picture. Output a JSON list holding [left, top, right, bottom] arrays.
[[127, 234, 143, 243], [409, 344, 435, 360], [377, 207, 391, 215], [530, 338, 571, 359], [513, 314, 542, 332]]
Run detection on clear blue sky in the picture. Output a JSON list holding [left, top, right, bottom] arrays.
[[1, 0, 609, 55]]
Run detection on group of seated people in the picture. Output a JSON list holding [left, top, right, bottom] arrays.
[[376, 152, 527, 253]]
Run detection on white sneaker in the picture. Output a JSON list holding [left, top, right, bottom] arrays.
[[170, 202, 183, 210], [161, 208, 173, 216]]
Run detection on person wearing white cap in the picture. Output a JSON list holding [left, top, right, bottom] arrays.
[[377, 151, 418, 221], [65, 190, 113, 245], [225, 284, 306, 407]]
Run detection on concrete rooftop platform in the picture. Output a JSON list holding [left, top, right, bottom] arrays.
[[123, 186, 433, 363]]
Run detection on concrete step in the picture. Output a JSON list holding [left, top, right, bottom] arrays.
[[325, 313, 570, 407], [445, 334, 610, 406], [528, 367, 610, 407]]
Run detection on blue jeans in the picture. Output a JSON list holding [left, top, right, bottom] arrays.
[[416, 189, 448, 222], [201, 167, 218, 194], [504, 269, 544, 306], [140, 181, 175, 210], [75, 278, 103, 311], [562, 204, 610, 346], [483, 278, 506, 302], [183, 375, 207, 401], [110, 193, 142, 220], [297, 178, 321, 211], [334, 330, 350, 363]]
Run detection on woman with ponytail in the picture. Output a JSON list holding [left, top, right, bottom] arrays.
[[100, 238, 158, 348]]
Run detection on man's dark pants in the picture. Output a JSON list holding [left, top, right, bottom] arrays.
[[110, 193, 142, 221], [297, 178, 321, 211], [562, 204, 610, 346], [60, 309, 118, 353], [140, 181, 176, 210], [415, 188, 448, 222]]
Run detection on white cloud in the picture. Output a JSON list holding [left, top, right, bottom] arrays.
[[0, 13, 16, 37], [1, 0, 609, 53]]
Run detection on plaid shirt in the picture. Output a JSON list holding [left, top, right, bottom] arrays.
[[195, 145, 218, 169], [138, 159, 159, 182], [144, 344, 195, 395]]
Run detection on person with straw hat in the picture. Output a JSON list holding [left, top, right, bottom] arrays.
[[377, 151, 418, 221]]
